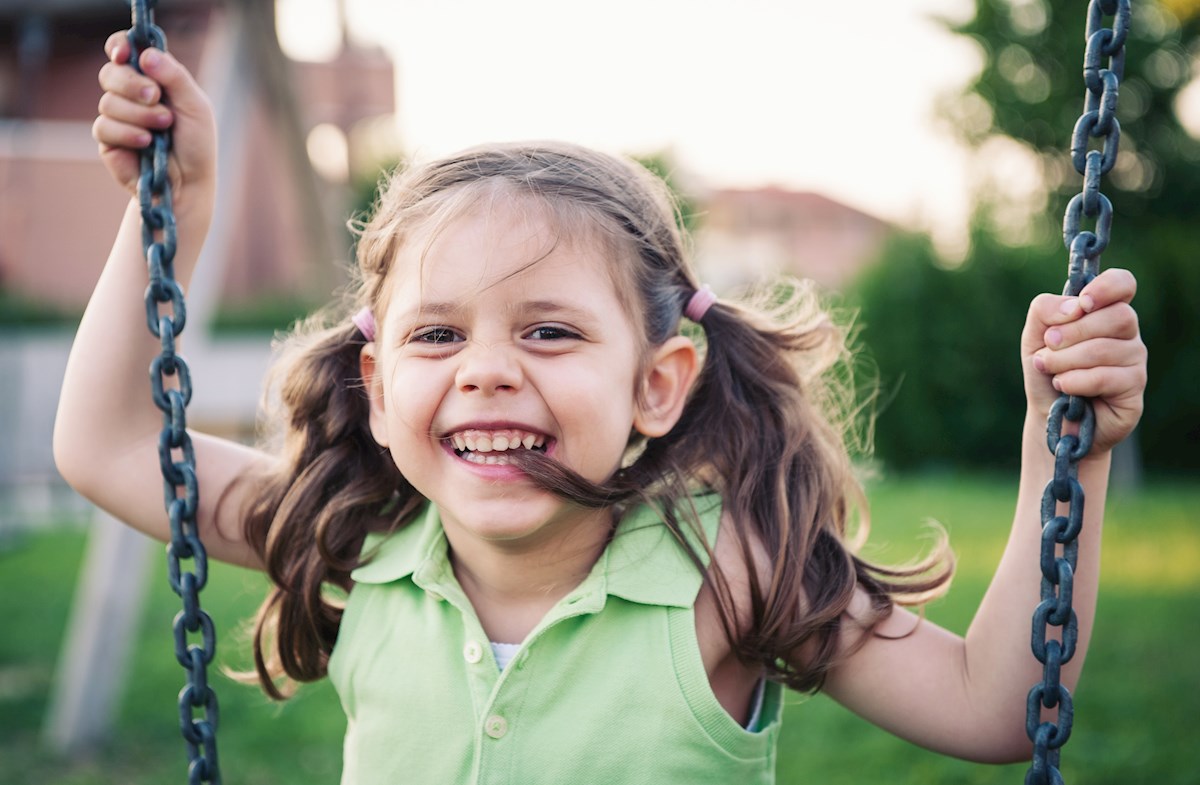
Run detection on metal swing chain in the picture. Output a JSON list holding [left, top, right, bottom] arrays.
[[128, 1, 222, 783], [1025, 2, 1129, 784]]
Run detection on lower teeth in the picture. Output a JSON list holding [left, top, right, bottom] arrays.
[[461, 451, 514, 465]]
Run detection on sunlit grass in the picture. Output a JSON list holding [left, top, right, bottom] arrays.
[[774, 474, 1200, 784]]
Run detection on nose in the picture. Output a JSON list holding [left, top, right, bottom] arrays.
[[455, 340, 523, 395]]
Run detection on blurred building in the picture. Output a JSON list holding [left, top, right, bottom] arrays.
[[694, 186, 890, 293], [0, 1, 396, 510], [0, 0, 396, 313]]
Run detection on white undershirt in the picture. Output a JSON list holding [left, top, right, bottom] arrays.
[[490, 641, 522, 671]]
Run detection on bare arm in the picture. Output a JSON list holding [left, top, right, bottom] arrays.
[[54, 34, 269, 569], [821, 269, 1146, 762]]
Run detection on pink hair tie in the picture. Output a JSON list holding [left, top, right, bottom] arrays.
[[352, 307, 376, 341], [684, 284, 717, 322]]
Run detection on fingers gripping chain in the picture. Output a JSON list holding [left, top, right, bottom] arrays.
[[127, 1, 222, 782], [1027, 3, 1129, 784]]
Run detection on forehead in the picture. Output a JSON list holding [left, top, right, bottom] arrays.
[[391, 190, 630, 305]]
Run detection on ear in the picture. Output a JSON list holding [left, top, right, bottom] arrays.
[[633, 336, 700, 438], [359, 343, 389, 448]]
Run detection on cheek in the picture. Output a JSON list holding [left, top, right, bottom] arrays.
[[383, 360, 446, 436], [553, 363, 640, 463]]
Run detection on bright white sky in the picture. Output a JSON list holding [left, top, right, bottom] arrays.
[[277, 0, 983, 240]]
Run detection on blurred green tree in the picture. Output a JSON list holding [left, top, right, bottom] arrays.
[[854, 0, 1199, 474], [853, 229, 1057, 471], [633, 152, 703, 235], [949, 0, 1200, 222], [952, 0, 1200, 475]]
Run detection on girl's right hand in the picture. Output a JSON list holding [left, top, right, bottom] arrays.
[[94, 31, 216, 213]]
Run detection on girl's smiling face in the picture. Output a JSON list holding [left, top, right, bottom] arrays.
[[361, 195, 683, 551]]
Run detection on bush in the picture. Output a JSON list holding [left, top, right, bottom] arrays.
[[0, 289, 82, 327], [210, 294, 325, 334], [851, 220, 1197, 475], [851, 229, 1059, 471]]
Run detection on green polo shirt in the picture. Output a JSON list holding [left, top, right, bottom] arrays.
[[327, 495, 783, 784]]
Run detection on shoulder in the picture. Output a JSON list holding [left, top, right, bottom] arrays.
[[694, 507, 772, 671], [690, 507, 774, 722], [697, 502, 867, 681]]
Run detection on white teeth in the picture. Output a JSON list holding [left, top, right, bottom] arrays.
[[450, 429, 547, 459], [461, 451, 513, 466]]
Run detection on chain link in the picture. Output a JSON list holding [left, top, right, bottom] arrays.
[[1025, 2, 1128, 783], [128, 1, 221, 782]]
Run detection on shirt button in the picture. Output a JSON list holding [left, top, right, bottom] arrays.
[[463, 640, 483, 664], [484, 715, 508, 739]]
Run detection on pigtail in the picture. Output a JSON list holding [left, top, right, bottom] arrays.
[[240, 315, 419, 699], [670, 282, 954, 692]]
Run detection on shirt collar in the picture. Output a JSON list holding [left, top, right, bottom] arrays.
[[350, 494, 723, 610], [601, 493, 722, 608], [350, 501, 445, 585]]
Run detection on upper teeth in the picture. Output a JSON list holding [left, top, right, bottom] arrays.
[[451, 429, 545, 453]]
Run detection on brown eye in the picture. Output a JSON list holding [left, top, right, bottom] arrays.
[[526, 325, 580, 341], [414, 327, 461, 344]]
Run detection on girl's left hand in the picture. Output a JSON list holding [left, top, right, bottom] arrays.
[[1022, 267, 1147, 456]]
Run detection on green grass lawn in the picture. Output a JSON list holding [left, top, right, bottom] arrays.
[[1, 474, 1196, 784]]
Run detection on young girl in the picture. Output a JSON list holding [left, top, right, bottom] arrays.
[[57, 33, 1147, 783]]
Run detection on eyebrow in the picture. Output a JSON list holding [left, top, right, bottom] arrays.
[[510, 300, 597, 322], [402, 300, 597, 322], [405, 301, 464, 319]]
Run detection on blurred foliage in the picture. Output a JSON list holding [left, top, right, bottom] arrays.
[[851, 230, 1058, 471], [947, 0, 1200, 221], [633, 152, 703, 235], [852, 0, 1199, 473], [349, 156, 407, 234], [0, 289, 81, 328], [210, 293, 324, 334]]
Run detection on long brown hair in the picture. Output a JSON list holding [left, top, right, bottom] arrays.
[[242, 141, 953, 698]]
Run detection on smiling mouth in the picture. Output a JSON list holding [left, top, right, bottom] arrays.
[[448, 428, 549, 466]]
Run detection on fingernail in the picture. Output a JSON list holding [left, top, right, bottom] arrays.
[[1045, 328, 1062, 348], [140, 86, 156, 103], [1080, 294, 1095, 313], [1059, 298, 1078, 315], [143, 49, 161, 69], [1033, 354, 1047, 373], [135, 132, 152, 146], [1052, 376, 1063, 392]]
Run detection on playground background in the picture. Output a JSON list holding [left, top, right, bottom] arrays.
[[2, 1, 1198, 781]]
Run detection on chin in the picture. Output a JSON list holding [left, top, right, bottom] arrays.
[[445, 495, 597, 544]]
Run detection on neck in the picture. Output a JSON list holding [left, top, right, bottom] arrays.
[[442, 505, 614, 643]]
